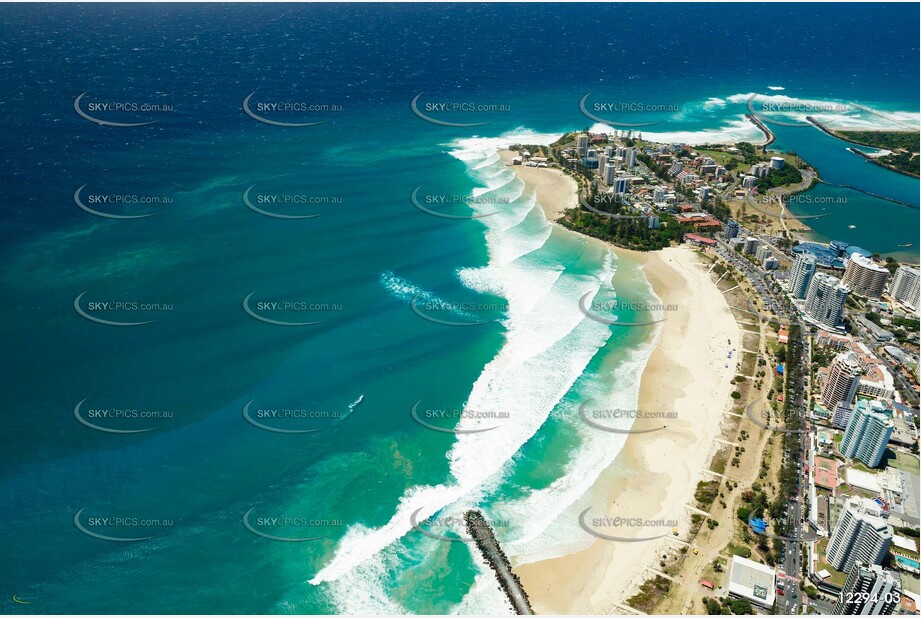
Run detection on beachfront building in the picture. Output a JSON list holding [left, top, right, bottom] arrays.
[[727, 556, 776, 609], [770, 156, 786, 170], [833, 402, 853, 430], [742, 237, 759, 255], [763, 256, 779, 270], [805, 273, 849, 330], [755, 244, 772, 262], [576, 133, 589, 156], [842, 254, 889, 299], [600, 162, 617, 186], [751, 162, 770, 178], [821, 351, 861, 409], [788, 252, 817, 299], [841, 399, 894, 468], [826, 496, 893, 573], [625, 147, 636, 168], [723, 219, 739, 240], [835, 561, 902, 615], [890, 265, 920, 310]]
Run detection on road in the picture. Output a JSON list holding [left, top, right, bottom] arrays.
[[711, 234, 811, 615]]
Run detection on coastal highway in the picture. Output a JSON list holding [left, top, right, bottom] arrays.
[[715, 238, 807, 615], [780, 319, 810, 616]]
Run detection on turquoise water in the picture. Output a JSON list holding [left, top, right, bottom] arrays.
[[896, 555, 920, 570], [1, 4, 918, 614]]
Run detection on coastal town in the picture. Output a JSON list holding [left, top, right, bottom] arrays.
[[506, 129, 920, 616]]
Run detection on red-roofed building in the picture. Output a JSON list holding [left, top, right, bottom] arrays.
[[685, 233, 717, 246], [778, 327, 789, 344]]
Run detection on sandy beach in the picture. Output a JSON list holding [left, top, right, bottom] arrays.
[[498, 149, 578, 219], [504, 150, 743, 614]]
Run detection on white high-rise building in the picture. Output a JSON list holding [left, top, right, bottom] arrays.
[[836, 562, 901, 615], [625, 148, 636, 168], [788, 252, 817, 299], [843, 254, 889, 299], [841, 399, 894, 467], [755, 244, 772, 262], [821, 351, 862, 410], [576, 134, 589, 156], [826, 496, 892, 573], [889, 265, 920, 310], [742, 237, 759, 255], [600, 162, 617, 186], [805, 273, 849, 330], [613, 177, 629, 195]]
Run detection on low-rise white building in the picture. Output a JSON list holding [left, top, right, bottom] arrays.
[[728, 556, 776, 609]]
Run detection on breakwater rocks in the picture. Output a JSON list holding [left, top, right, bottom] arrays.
[[464, 510, 534, 615], [745, 113, 776, 150]]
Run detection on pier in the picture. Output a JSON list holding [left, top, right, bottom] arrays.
[[464, 510, 534, 615], [745, 113, 775, 151]]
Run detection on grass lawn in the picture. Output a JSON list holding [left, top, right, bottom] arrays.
[[814, 538, 849, 588], [884, 449, 920, 473]]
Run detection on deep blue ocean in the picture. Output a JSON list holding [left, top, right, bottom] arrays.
[[1, 4, 918, 614]]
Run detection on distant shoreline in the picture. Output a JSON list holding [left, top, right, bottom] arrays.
[[806, 116, 920, 179]]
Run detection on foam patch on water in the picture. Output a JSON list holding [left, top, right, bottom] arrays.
[[312, 128, 636, 616]]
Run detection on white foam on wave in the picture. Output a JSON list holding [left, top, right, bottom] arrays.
[[312, 128, 630, 615], [631, 115, 764, 145], [316, 544, 411, 615], [453, 545, 516, 615], [489, 265, 665, 564], [588, 92, 918, 144], [727, 92, 920, 130], [378, 270, 480, 322]]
